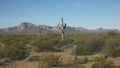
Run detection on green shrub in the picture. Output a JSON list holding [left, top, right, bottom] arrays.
[[33, 40, 54, 52], [105, 38, 120, 57], [0, 46, 4, 58], [28, 56, 40, 62], [4, 43, 29, 60], [75, 44, 91, 55], [73, 36, 104, 55], [0, 51, 4, 58], [78, 57, 88, 64], [92, 57, 113, 68], [107, 31, 119, 36], [73, 40, 91, 55], [57, 39, 74, 47], [64, 58, 85, 68], [84, 36, 104, 52], [0, 62, 4, 66], [64, 64, 85, 68], [38, 54, 61, 68]]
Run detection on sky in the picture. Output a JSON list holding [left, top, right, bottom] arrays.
[[0, 0, 120, 30]]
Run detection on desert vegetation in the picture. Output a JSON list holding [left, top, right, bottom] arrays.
[[0, 31, 120, 68]]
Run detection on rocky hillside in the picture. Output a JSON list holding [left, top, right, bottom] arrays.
[[0, 22, 119, 34]]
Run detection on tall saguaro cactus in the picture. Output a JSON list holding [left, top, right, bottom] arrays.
[[58, 17, 66, 40], [38, 24, 41, 36]]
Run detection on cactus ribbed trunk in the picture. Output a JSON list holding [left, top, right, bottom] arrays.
[[57, 17, 66, 40]]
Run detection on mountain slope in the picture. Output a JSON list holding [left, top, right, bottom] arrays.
[[0, 22, 119, 34]]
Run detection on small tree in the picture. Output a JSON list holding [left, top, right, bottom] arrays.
[[58, 17, 67, 40]]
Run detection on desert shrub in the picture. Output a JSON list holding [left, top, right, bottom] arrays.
[[28, 56, 40, 62], [78, 57, 89, 64], [64, 64, 85, 68], [32, 38, 56, 52], [73, 39, 92, 55], [105, 38, 120, 57], [64, 58, 85, 68], [38, 54, 61, 68], [84, 36, 104, 52], [0, 45, 4, 58], [4, 42, 29, 60], [92, 57, 113, 68], [73, 36, 104, 55], [107, 31, 119, 37], [75, 44, 91, 55], [57, 39, 74, 47], [0, 51, 4, 58], [0, 62, 4, 66]]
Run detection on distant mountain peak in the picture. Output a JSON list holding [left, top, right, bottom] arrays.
[[17, 22, 35, 30]]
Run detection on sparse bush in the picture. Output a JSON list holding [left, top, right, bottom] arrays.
[[38, 54, 61, 68], [0, 45, 4, 58], [105, 38, 120, 57], [78, 57, 88, 64], [73, 40, 92, 55], [0, 51, 4, 58], [4, 43, 29, 60], [33, 40, 55, 52], [57, 39, 74, 48], [92, 57, 113, 68], [75, 44, 91, 55], [64, 58, 85, 68], [28, 56, 40, 62], [73, 36, 104, 55], [85, 36, 104, 52], [0, 62, 4, 66], [107, 31, 119, 36]]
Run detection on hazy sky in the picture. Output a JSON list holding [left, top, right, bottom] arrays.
[[0, 0, 120, 30]]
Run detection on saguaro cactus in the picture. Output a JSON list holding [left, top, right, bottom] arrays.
[[38, 24, 41, 36], [58, 17, 66, 40]]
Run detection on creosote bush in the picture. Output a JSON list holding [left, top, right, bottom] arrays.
[[28, 56, 40, 62], [38, 54, 61, 68], [64, 58, 86, 68], [57, 38, 74, 48], [73, 36, 104, 55], [74, 44, 91, 55], [0, 45, 4, 58], [85, 36, 104, 52], [105, 38, 120, 57], [4, 42, 29, 60], [92, 57, 113, 68]]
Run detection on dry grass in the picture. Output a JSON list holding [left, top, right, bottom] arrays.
[[107, 57, 120, 66], [6, 61, 39, 68]]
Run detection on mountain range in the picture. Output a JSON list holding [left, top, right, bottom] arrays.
[[0, 22, 119, 34]]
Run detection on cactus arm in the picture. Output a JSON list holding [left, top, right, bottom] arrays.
[[57, 17, 67, 40]]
